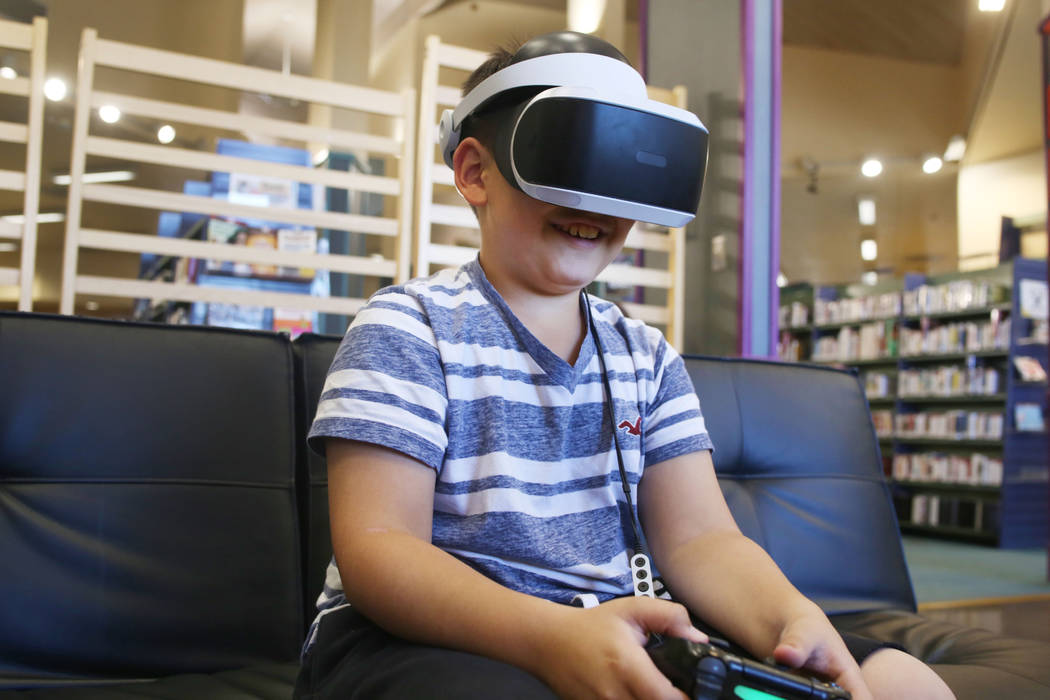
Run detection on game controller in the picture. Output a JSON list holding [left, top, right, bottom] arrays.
[[646, 635, 851, 700]]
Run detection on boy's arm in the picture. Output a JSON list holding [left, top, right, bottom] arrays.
[[638, 450, 873, 700], [325, 437, 704, 700]]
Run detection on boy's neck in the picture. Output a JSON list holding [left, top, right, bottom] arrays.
[[495, 283, 587, 366]]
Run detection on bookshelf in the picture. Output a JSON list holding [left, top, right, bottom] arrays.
[[782, 259, 1048, 547], [776, 282, 813, 362]]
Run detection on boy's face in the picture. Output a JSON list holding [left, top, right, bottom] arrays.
[[455, 138, 633, 298]]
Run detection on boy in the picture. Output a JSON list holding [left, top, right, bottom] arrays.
[[295, 31, 953, 700]]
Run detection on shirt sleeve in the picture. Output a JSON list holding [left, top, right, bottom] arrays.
[[643, 339, 714, 467], [308, 288, 449, 470]]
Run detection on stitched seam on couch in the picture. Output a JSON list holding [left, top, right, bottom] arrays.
[[1, 477, 293, 489]]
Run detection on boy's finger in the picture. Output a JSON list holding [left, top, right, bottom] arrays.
[[632, 599, 707, 643], [772, 626, 821, 670]]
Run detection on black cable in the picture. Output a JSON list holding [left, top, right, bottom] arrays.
[[583, 290, 649, 560]]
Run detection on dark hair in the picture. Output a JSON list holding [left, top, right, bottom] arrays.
[[462, 43, 518, 96], [459, 42, 525, 153]]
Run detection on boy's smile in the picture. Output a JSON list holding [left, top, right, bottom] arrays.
[[485, 169, 632, 297], [453, 136, 633, 303]]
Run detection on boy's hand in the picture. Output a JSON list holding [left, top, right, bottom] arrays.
[[771, 612, 874, 700], [530, 597, 707, 700]]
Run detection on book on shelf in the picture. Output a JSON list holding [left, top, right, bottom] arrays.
[[892, 451, 1003, 486], [204, 301, 267, 330], [1013, 356, 1047, 383], [273, 308, 314, 337], [1014, 402, 1046, 432], [277, 228, 317, 278], [244, 230, 278, 276], [898, 365, 1000, 397], [205, 218, 249, 274], [903, 279, 1008, 316]]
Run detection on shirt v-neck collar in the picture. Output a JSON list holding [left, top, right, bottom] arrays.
[[465, 258, 595, 392]]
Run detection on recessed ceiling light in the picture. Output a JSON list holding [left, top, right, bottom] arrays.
[[43, 77, 66, 101], [861, 239, 878, 261], [0, 66, 16, 80], [157, 124, 176, 144], [862, 271, 879, 285], [0, 242, 17, 252], [98, 105, 121, 124], [922, 155, 943, 174], [979, 0, 1005, 11], [858, 197, 876, 226], [861, 158, 883, 178]]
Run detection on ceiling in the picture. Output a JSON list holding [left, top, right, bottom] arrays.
[[784, 0, 969, 65]]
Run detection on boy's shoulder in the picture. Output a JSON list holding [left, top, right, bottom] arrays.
[[368, 260, 483, 311]]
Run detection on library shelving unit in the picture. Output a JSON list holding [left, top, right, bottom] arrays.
[[776, 282, 813, 362], [782, 259, 1048, 548]]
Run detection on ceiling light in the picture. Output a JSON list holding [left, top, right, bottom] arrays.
[[862, 271, 879, 285], [978, 0, 1005, 11], [52, 170, 135, 186], [568, 0, 606, 33], [861, 239, 878, 261], [312, 148, 329, 166], [776, 272, 788, 288], [98, 105, 121, 124], [0, 242, 17, 252], [157, 124, 176, 144], [1, 212, 65, 224], [0, 67, 16, 80], [861, 158, 883, 178], [922, 155, 943, 174], [944, 135, 966, 162], [43, 77, 66, 101], [858, 197, 876, 226]]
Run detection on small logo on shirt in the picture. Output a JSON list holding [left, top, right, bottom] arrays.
[[618, 417, 642, 436]]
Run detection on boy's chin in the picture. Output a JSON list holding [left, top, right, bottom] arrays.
[[539, 258, 609, 293]]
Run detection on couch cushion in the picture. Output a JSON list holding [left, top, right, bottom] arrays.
[[832, 609, 1050, 700], [0, 312, 303, 685], [683, 356, 917, 615]]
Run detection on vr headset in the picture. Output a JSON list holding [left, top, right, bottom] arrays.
[[438, 32, 709, 228]]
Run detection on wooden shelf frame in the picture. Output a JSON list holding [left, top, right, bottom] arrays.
[[59, 28, 417, 318], [0, 17, 46, 311]]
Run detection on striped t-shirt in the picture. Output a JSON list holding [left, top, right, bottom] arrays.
[[305, 257, 712, 648]]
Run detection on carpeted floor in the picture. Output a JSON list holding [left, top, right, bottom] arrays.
[[901, 536, 1050, 605]]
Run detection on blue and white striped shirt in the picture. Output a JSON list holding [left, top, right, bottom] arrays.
[[305, 258, 712, 648]]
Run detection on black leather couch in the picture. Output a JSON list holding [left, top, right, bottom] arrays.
[[2, 310, 1048, 699]]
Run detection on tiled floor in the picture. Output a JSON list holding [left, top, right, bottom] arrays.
[[920, 596, 1050, 644]]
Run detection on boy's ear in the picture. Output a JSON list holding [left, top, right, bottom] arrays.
[[452, 137, 488, 208]]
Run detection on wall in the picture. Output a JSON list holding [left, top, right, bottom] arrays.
[[780, 44, 962, 285], [956, 0, 1048, 270], [958, 149, 1046, 270], [648, 1, 742, 356]]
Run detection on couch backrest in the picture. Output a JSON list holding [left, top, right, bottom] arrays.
[[295, 340, 917, 619], [0, 311, 304, 683], [292, 332, 344, 629], [683, 355, 916, 615]]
